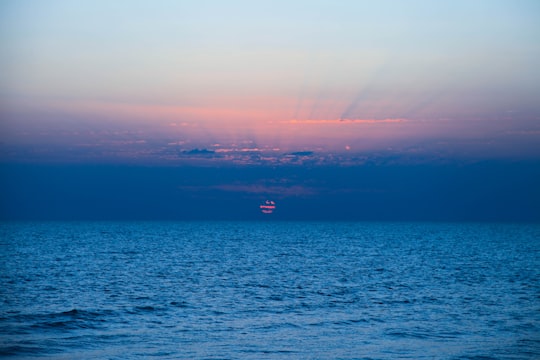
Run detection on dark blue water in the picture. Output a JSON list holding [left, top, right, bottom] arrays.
[[1, 222, 539, 359]]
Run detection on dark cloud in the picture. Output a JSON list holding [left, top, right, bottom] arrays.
[[183, 148, 216, 156]]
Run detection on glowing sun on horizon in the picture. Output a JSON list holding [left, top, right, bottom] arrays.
[[260, 200, 276, 214]]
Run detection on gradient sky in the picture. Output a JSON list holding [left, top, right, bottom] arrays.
[[1, 1, 540, 221], [1, 0, 540, 164]]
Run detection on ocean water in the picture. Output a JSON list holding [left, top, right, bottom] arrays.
[[1, 222, 539, 359]]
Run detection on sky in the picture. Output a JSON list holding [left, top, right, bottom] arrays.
[[1, 1, 539, 220], [1, 0, 540, 162]]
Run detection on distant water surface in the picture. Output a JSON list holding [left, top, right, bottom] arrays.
[[1, 222, 539, 359]]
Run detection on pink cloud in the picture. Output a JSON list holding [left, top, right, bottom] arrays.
[[283, 118, 407, 125]]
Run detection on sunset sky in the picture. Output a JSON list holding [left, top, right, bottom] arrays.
[[2, 0, 540, 162], [1, 1, 539, 220]]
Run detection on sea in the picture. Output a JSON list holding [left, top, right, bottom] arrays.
[[1, 222, 539, 359]]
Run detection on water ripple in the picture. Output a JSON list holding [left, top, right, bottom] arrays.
[[1, 221, 539, 359]]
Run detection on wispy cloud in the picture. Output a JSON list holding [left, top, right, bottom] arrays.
[[179, 183, 317, 197], [505, 130, 540, 136], [283, 118, 406, 125], [214, 184, 316, 196]]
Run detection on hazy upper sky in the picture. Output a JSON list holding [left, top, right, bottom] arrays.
[[1, 0, 540, 163]]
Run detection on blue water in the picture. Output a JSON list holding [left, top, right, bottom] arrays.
[[1, 222, 539, 359]]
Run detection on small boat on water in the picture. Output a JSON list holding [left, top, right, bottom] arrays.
[[260, 200, 276, 214]]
